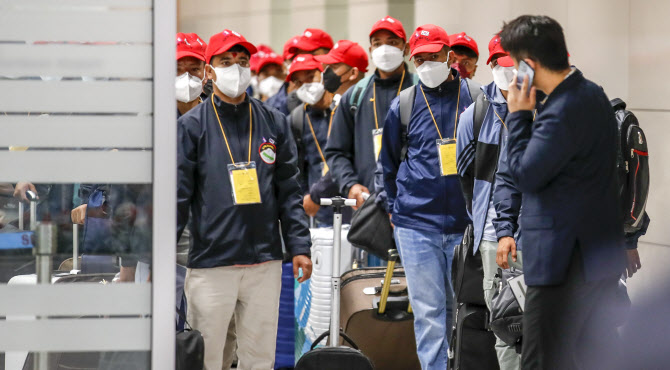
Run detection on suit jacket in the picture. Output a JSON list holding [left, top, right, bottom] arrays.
[[505, 69, 625, 286]]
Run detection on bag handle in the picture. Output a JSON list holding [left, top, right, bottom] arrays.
[[378, 249, 399, 315], [310, 330, 360, 350]]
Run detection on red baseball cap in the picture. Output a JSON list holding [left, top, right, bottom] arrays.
[[249, 45, 283, 73], [314, 40, 369, 73], [449, 32, 478, 57], [369, 16, 406, 41], [409, 24, 450, 58], [176, 33, 207, 62], [254, 52, 284, 73], [205, 29, 257, 64], [286, 54, 324, 82], [283, 35, 301, 60], [288, 29, 334, 54], [486, 35, 514, 67]]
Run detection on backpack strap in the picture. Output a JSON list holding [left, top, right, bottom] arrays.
[[398, 85, 417, 161], [290, 104, 305, 146], [473, 93, 489, 142], [466, 78, 483, 103], [348, 74, 374, 114]]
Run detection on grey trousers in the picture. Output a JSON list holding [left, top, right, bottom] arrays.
[[480, 239, 523, 370]]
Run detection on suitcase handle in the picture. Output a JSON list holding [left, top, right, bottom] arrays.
[[311, 330, 360, 350], [378, 249, 399, 315]]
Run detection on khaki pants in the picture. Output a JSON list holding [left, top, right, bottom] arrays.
[[185, 261, 282, 370], [480, 239, 523, 370]]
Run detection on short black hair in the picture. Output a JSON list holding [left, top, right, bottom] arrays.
[[228, 44, 251, 57], [499, 15, 569, 72], [450, 45, 478, 60]]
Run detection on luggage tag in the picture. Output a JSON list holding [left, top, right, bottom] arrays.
[[228, 162, 262, 205], [437, 138, 458, 176], [320, 161, 329, 177], [372, 128, 383, 161]]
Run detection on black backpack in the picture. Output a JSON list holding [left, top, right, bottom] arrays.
[[611, 98, 649, 233]]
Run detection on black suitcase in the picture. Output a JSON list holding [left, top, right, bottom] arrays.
[[448, 303, 500, 370], [296, 197, 373, 370]]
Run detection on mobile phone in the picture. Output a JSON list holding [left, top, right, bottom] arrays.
[[516, 60, 534, 92]]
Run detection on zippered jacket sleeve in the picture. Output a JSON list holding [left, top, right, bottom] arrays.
[[177, 115, 198, 241], [380, 97, 402, 213], [493, 131, 522, 240], [273, 111, 312, 257], [456, 103, 475, 218], [324, 89, 359, 196]]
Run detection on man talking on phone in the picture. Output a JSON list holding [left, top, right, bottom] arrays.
[[500, 16, 627, 370]]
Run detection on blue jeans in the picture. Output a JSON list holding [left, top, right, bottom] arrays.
[[394, 226, 461, 370]]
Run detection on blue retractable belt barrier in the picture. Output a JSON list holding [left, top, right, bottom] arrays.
[[0, 231, 33, 250]]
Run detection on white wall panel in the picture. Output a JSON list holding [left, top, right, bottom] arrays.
[[0, 115, 152, 148], [0, 283, 151, 316], [0, 10, 152, 43], [1, 80, 152, 113], [0, 44, 152, 79], [0, 318, 151, 351], [0, 150, 152, 183]]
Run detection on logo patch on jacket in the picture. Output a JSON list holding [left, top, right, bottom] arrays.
[[259, 142, 277, 164]]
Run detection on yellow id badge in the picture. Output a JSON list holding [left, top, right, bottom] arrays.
[[437, 139, 458, 176], [228, 162, 262, 205], [320, 161, 329, 177], [372, 128, 383, 161]]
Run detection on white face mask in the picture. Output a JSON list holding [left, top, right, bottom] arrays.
[[175, 72, 204, 103], [416, 61, 450, 88], [258, 76, 284, 98], [371, 45, 405, 72], [491, 65, 516, 92], [296, 82, 325, 105], [210, 64, 251, 98]]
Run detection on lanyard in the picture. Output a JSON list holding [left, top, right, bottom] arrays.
[[371, 69, 406, 130], [493, 109, 508, 130], [211, 95, 253, 164], [327, 104, 338, 138], [419, 78, 461, 140], [304, 104, 328, 165]]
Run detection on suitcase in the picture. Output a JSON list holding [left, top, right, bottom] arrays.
[[295, 197, 373, 370], [448, 303, 499, 370], [275, 261, 296, 369], [340, 251, 421, 370]]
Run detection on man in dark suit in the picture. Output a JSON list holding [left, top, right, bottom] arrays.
[[500, 16, 628, 369]]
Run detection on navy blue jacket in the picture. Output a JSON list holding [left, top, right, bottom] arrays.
[[505, 69, 625, 286], [177, 94, 311, 268], [265, 83, 289, 116], [493, 125, 523, 247], [325, 68, 416, 196], [289, 104, 333, 225], [381, 75, 473, 234]]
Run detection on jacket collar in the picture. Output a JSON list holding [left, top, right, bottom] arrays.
[[482, 81, 507, 107], [374, 63, 409, 87], [542, 68, 584, 106], [212, 93, 250, 117]]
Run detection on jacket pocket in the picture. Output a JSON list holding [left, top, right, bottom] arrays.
[[521, 215, 554, 230]]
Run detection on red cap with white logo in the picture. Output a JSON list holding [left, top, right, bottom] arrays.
[[286, 54, 324, 82], [283, 35, 301, 60], [369, 16, 407, 41], [205, 29, 257, 64], [250, 45, 283, 73], [314, 40, 369, 73], [409, 24, 450, 58], [176, 33, 207, 62], [288, 29, 334, 54], [487, 35, 514, 67], [449, 32, 479, 57]]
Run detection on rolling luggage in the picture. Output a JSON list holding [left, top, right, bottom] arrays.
[[340, 250, 421, 370], [295, 197, 373, 370]]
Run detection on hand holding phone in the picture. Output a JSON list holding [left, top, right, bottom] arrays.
[[515, 60, 534, 92]]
